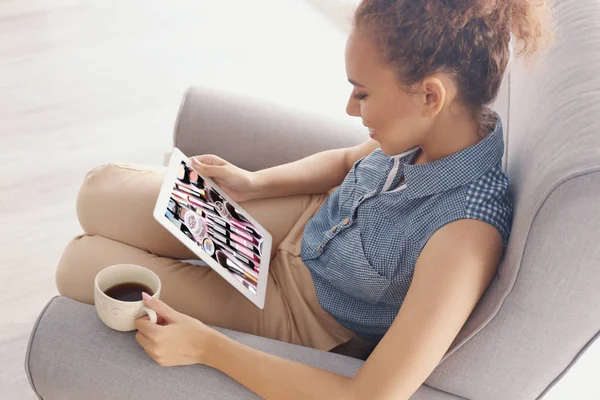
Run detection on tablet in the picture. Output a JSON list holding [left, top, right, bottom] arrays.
[[153, 148, 272, 309]]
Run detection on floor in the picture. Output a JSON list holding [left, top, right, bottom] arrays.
[[0, 0, 597, 399], [0, 0, 352, 398]]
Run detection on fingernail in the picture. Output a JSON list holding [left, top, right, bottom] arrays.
[[142, 292, 152, 301]]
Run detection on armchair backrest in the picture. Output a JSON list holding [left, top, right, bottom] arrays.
[[426, 1, 600, 399]]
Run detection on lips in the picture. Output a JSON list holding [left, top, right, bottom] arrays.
[[368, 128, 376, 138]]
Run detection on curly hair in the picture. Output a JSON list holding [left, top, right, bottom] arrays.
[[354, 0, 554, 127]]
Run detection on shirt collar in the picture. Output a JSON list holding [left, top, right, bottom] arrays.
[[389, 146, 420, 160], [401, 115, 505, 199]]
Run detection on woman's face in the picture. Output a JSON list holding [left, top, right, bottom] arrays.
[[345, 30, 430, 155]]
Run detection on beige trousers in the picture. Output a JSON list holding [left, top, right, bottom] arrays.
[[56, 163, 356, 351]]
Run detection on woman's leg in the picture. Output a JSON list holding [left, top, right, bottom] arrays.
[[55, 235, 297, 343], [76, 163, 312, 260], [56, 162, 325, 345]]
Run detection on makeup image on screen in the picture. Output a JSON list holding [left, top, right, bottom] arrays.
[[164, 161, 265, 295]]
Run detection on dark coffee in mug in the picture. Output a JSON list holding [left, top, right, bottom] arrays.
[[104, 282, 154, 302]]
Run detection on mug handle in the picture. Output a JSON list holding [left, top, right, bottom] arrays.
[[144, 307, 158, 324]]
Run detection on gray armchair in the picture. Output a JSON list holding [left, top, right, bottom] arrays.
[[26, 0, 600, 398]]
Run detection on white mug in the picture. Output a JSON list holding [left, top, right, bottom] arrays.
[[94, 264, 162, 332]]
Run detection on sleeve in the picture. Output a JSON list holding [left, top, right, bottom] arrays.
[[464, 167, 514, 247]]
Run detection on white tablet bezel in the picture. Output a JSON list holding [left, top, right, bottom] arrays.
[[153, 148, 272, 309]]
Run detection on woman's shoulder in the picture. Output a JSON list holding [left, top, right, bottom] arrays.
[[393, 165, 513, 248], [462, 165, 513, 245]]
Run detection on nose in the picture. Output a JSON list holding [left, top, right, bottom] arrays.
[[346, 94, 360, 117]]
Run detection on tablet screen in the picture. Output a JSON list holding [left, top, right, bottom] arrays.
[[159, 155, 269, 299]]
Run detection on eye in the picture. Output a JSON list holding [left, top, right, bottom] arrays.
[[353, 93, 368, 101]]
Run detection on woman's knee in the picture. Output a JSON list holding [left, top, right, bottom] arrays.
[[77, 163, 122, 231], [56, 231, 161, 303], [55, 235, 95, 304], [76, 163, 165, 234]]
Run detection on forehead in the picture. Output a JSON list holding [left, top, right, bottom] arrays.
[[345, 31, 388, 81]]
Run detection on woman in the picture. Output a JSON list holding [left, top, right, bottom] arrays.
[[56, 0, 553, 398]]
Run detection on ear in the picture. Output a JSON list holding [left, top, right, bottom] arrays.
[[421, 76, 446, 118]]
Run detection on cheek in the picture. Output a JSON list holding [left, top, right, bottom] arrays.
[[360, 94, 416, 132], [359, 102, 380, 128], [384, 97, 418, 127]]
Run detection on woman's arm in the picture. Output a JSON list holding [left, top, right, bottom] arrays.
[[136, 218, 503, 399], [350, 219, 503, 399], [205, 219, 503, 399], [252, 139, 379, 199], [206, 335, 352, 399]]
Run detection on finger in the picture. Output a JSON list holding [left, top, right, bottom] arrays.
[[135, 331, 153, 351], [142, 292, 178, 323], [192, 154, 227, 166], [191, 156, 228, 179], [135, 316, 162, 336]]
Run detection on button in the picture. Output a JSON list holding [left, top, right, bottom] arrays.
[[342, 218, 351, 225], [317, 244, 323, 251], [331, 226, 337, 233]]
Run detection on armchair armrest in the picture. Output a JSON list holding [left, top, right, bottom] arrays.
[[26, 297, 459, 400], [172, 87, 365, 171]]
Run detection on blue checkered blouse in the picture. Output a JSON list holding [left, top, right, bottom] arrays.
[[300, 117, 513, 343]]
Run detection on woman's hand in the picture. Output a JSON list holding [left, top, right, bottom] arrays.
[[135, 293, 217, 367], [190, 155, 258, 202]]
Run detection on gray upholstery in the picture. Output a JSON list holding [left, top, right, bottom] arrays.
[[25, 296, 458, 400], [26, 0, 600, 398]]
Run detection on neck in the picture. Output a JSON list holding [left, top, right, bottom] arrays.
[[413, 110, 482, 165]]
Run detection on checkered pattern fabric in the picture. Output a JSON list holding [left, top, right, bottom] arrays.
[[301, 117, 513, 343]]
